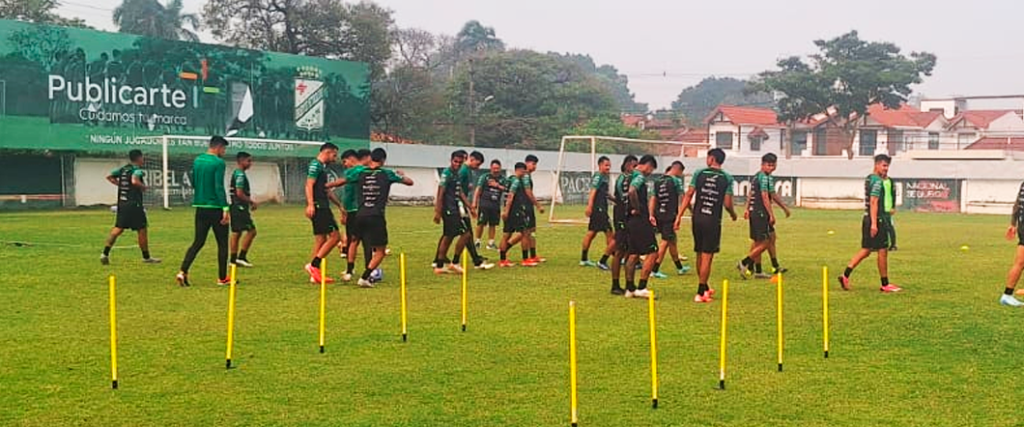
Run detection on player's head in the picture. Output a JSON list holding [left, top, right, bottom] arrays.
[[370, 148, 387, 166], [761, 153, 778, 174], [667, 160, 684, 176], [468, 151, 484, 170], [637, 155, 657, 175], [451, 150, 468, 169], [707, 148, 726, 167], [209, 136, 229, 156], [622, 154, 638, 173], [597, 156, 611, 174], [319, 142, 340, 164], [525, 154, 539, 172], [874, 154, 891, 176], [514, 161, 527, 177], [128, 149, 144, 165], [236, 152, 253, 170], [341, 149, 357, 168], [490, 159, 502, 175], [357, 149, 372, 165]]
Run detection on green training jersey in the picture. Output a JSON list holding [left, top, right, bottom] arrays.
[[230, 169, 250, 208], [654, 174, 684, 218], [459, 164, 475, 199], [307, 159, 330, 208], [689, 168, 735, 222], [749, 171, 775, 215], [882, 178, 894, 212], [191, 153, 228, 209], [439, 166, 462, 214], [476, 172, 508, 210], [590, 172, 610, 214], [353, 167, 405, 217], [111, 164, 145, 208], [627, 171, 650, 218], [865, 174, 888, 218], [342, 165, 367, 213], [507, 176, 529, 214]]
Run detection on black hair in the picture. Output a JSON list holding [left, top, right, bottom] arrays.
[[371, 148, 387, 163], [128, 149, 143, 162], [470, 151, 484, 162], [514, 162, 527, 170], [320, 142, 339, 152], [639, 154, 657, 168], [236, 152, 252, 161], [341, 149, 357, 159], [452, 150, 468, 160], [761, 153, 778, 164], [708, 148, 726, 165], [671, 160, 685, 171], [491, 159, 502, 167], [356, 149, 371, 158], [597, 156, 610, 165], [623, 154, 638, 165], [210, 136, 229, 148], [525, 154, 539, 163], [874, 154, 892, 164]]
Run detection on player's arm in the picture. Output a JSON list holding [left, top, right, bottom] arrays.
[[458, 191, 475, 217], [725, 194, 738, 221], [473, 179, 484, 212], [743, 187, 752, 220], [525, 187, 543, 213], [502, 182, 516, 220], [648, 191, 657, 226], [305, 177, 316, 219], [106, 170, 119, 186], [1008, 191, 1022, 240], [870, 195, 880, 236], [433, 181, 444, 224], [132, 172, 147, 191], [327, 190, 343, 210], [678, 187, 695, 218], [771, 193, 791, 217], [761, 189, 775, 224], [214, 162, 229, 224]]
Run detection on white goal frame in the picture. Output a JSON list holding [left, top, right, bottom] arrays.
[[548, 135, 710, 224], [134, 135, 324, 210]]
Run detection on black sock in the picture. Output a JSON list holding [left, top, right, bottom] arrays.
[[612, 279, 621, 289], [230, 253, 237, 263], [638, 279, 648, 290], [581, 250, 588, 262], [364, 248, 373, 269], [626, 281, 636, 292], [312, 257, 322, 268], [653, 263, 661, 273], [674, 259, 683, 270], [600, 254, 610, 264], [881, 277, 889, 287], [843, 267, 853, 278], [361, 269, 372, 280], [500, 251, 507, 261], [103, 246, 111, 256], [530, 248, 537, 259], [771, 257, 780, 269], [754, 263, 763, 274], [347, 262, 355, 274], [1006, 287, 1015, 296], [698, 283, 709, 295], [742, 257, 754, 268], [239, 250, 248, 260], [142, 250, 150, 260], [522, 250, 530, 261]]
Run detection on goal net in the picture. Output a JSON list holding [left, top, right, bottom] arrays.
[[134, 135, 328, 210], [548, 135, 709, 224]]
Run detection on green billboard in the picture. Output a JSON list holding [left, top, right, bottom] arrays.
[[0, 19, 370, 157]]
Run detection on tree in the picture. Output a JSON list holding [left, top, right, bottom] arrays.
[[0, 0, 89, 27], [550, 52, 647, 114], [454, 20, 503, 58], [113, 0, 199, 42], [393, 27, 436, 69], [671, 77, 773, 126], [750, 31, 936, 159]]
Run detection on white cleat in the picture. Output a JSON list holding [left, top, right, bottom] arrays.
[[474, 261, 495, 270], [624, 290, 635, 299], [235, 259, 254, 268], [632, 288, 651, 299], [342, 273, 353, 282], [1000, 294, 1024, 307], [357, 278, 375, 288]]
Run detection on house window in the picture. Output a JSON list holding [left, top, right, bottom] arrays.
[[888, 130, 904, 154], [928, 132, 940, 150], [715, 132, 734, 149], [814, 128, 828, 156], [957, 133, 976, 149], [859, 130, 877, 156], [791, 131, 807, 156], [749, 136, 763, 151]]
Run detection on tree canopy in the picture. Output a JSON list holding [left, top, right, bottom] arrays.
[[0, 0, 89, 28], [114, 0, 199, 41], [671, 76, 772, 125]]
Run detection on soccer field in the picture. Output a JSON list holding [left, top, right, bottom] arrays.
[[0, 206, 1018, 426]]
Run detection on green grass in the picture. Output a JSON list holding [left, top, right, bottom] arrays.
[[0, 206, 1020, 426]]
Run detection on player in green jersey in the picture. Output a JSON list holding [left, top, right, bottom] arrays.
[[101, 149, 160, 265]]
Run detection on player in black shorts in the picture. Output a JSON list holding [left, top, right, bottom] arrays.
[[499, 162, 532, 267], [998, 179, 1024, 306], [507, 155, 545, 264], [837, 154, 902, 293], [679, 148, 737, 303], [737, 153, 791, 279], [433, 150, 473, 273], [229, 152, 257, 268], [580, 156, 613, 269], [608, 155, 638, 295], [101, 149, 160, 265], [303, 143, 341, 284], [649, 160, 689, 279], [474, 159, 508, 251], [623, 155, 659, 300]]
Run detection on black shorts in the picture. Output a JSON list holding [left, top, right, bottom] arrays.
[[443, 213, 467, 237], [627, 216, 657, 255], [588, 211, 612, 233], [614, 228, 630, 253], [692, 217, 722, 254], [524, 208, 537, 230], [345, 211, 358, 240], [478, 207, 501, 227], [355, 216, 388, 247], [655, 215, 676, 241], [230, 205, 255, 233], [749, 212, 774, 242], [311, 208, 339, 236], [1018, 222, 1024, 246], [115, 205, 147, 231], [861, 216, 890, 251], [504, 211, 526, 234]]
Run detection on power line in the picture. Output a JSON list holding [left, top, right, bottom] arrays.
[[61, 0, 115, 12]]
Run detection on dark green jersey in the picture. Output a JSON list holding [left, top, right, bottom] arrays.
[[342, 165, 366, 213], [459, 164, 475, 199], [354, 167, 405, 217], [191, 153, 228, 209], [613, 173, 630, 228], [1016, 181, 1024, 224], [439, 166, 462, 214], [865, 174, 888, 218], [508, 176, 529, 213], [522, 173, 534, 191], [307, 159, 329, 208], [111, 164, 144, 208], [689, 168, 735, 222], [230, 169, 250, 207], [476, 172, 507, 210], [590, 172, 610, 214], [627, 171, 649, 218], [749, 171, 775, 215], [654, 175, 684, 218]]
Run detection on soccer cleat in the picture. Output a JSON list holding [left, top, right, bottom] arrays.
[[175, 272, 190, 287], [498, 260, 516, 268], [385, 248, 392, 256], [624, 290, 635, 298], [677, 266, 692, 275], [486, 243, 499, 251], [100, 254, 110, 265], [142, 257, 162, 264], [535, 256, 548, 263], [736, 262, 752, 280], [341, 273, 353, 282], [357, 278, 375, 288], [450, 264, 466, 274], [680, 255, 689, 262], [610, 286, 625, 296], [234, 259, 253, 268], [305, 264, 321, 282], [434, 265, 452, 275], [475, 261, 495, 271], [880, 284, 902, 293], [652, 271, 669, 279], [633, 288, 652, 299], [770, 267, 789, 274], [217, 278, 231, 286], [580, 260, 597, 267], [521, 259, 539, 267], [339, 252, 347, 259], [693, 293, 704, 303], [754, 272, 772, 280], [1016, 288, 1024, 297], [838, 275, 851, 291], [1000, 294, 1024, 307], [475, 241, 481, 248], [309, 276, 335, 284]]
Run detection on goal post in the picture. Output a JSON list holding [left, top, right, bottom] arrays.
[[548, 135, 710, 225]]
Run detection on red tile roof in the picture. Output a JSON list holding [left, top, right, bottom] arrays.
[[949, 110, 1018, 130], [621, 114, 646, 127], [965, 136, 1024, 150], [705, 105, 781, 126]]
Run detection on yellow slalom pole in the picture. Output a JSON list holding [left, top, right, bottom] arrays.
[[718, 279, 729, 390], [569, 301, 579, 427], [400, 252, 408, 342], [226, 263, 237, 369], [108, 275, 118, 390], [823, 266, 830, 359], [319, 258, 327, 353], [648, 290, 659, 409], [776, 272, 784, 372], [461, 249, 468, 332]]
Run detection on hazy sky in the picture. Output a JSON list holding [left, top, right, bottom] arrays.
[[59, 0, 1024, 109]]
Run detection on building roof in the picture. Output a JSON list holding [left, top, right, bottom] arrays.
[[965, 136, 1024, 150], [705, 105, 781, 127], [862, 104, 943, 128], [748, 127, 770, 139], [948, 110, 1019, 130]]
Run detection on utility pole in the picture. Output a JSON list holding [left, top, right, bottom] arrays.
[[468, 58, 476, 146]]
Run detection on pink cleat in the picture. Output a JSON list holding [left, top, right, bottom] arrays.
[[838, 275, 851, 291], [880, 284, 902, 293]]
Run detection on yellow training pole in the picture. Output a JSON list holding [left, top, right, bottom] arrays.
[[400, 252, 408, 342], [319, 258, 327, 353], [461, 249, 468, 332], [823, 266, 830, 359], [108, 275, 118, 390], [569, 301, 579, 427], [648, 290, 659, 409], [776, 272, 784, 372], [226, 263, 237, 369], [718, 279, 729, 390]]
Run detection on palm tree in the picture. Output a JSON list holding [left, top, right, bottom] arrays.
[[454, 20, 504, 58], [113, 0, 200, 42]]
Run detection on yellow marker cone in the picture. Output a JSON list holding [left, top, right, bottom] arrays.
[[648, 290, 659, 408], [569, 301, 579, 427], [319, 258, 327, 353], [461, 249, 468, 332], [400, 252, 408, 342], [776, 272, 784, 372], [108, 275, 118, 390], [719, 279, 729, 390], [226, 263, 237, 369], [823, 266, 830, 359]]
